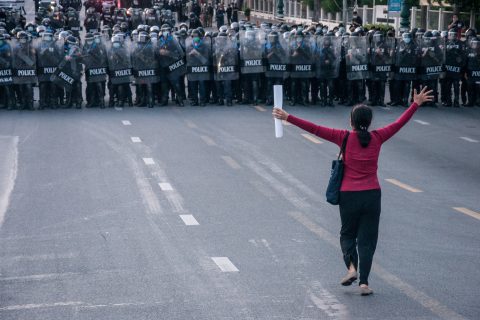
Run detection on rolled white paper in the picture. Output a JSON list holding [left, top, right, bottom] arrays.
[[274, 85, 283, 138]]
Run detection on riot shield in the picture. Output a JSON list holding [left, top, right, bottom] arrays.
[[315, 36, 341, 79], [186, 37, 212, 82], [51, 46, 82, 92], [289, 34, 314, 79], [12, 41, 37, 85], [239, 30, 266, 74], [0, 43, 13, 85], [265, 33, 289, 79], [107, 45, 132, 84], [466, 40, 480, 81], [419, 37, 444, 80], [394, 39, 418, 81], [345, 36, 369, 81], [213, 35, 239, 81], [36, 40, 63, 82], [444, 40, 466, 79], [369, 37, 394, 80], [82, 42, 108, 83], [132, 42, 159, 84], [157, 36, 186, 81]]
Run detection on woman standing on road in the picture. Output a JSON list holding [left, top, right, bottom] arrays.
[[272, 87, 433, 295]]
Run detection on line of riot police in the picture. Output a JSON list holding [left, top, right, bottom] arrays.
[[1, 18, 480, 110]]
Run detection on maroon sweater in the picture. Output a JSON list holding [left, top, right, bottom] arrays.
[[287, 102, 420, 191]]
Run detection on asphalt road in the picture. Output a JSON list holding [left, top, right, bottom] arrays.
[[0, 103, 479, 320]]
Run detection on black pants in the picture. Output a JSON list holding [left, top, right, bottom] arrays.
[[339, 189, 381, 286]]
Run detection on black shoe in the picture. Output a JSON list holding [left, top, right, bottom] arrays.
[[217, 99, 224, 106], [265, 99, 273, 106], [226, 100, 233, 106], [453, 101, 460, 108], [190, 101, 199, 106], [443, 102, 452, 107]]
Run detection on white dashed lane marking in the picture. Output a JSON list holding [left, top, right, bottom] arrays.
[[200, 135, 217, 146], [122, 120, 131, 126], [158, 182, 173, 191], [221, 156, 241, 170], [301, 133, 323, 144], [211, 257, 239, 272], [459, 137, 479, 143], [115, 107, 123, 111], [453, 207, 480, 221], [131, 137, 142, 143], [179, 214, 199, 226], [142, 158, 155, 165], [385, 178, 423, 193], [414, 120, 430, 125]]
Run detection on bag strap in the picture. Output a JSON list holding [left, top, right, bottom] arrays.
[[338, 131, 350, 161]]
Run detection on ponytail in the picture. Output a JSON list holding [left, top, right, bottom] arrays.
[[351, 105, 373, 148]]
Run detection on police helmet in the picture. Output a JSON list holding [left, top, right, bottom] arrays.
[[36, 25, 46, 35], [191, 29, 201, 38], [66, 35, 78, 46], [85, 32, 94, 41], [219, 25, 228, 33], [87, 7, 95, 15], [138, 31, 149, 43], [42, 18, 51, 27], [150, 25, 160, 33], [161, 24, 171, 32], [197, 27, 205, 37], [231, 22, 239, 31]]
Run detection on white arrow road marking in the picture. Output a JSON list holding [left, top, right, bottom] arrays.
[[121, 120, 131, 126], [131, 137, 142, 143]]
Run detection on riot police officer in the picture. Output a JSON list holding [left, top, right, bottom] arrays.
[[82, 32, 108, 108], [0, 33, 14, 110], [443, 28, 466, 107], [186, 29, 211, 106], [36, 31, 62, 109]]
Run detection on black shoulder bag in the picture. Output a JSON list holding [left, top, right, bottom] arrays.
[[325, 132, 349, 205]]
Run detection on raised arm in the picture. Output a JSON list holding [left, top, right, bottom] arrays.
[[272, 108, 345, 145], [375, 87, 433, 143]]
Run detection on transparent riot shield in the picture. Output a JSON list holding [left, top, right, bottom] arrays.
[[239, 30, 266, 74], [213, 35, 239, 81], [132, 41, 159, 84], [0, 42, 13, 85], [345, 36, 369, 81], [466, 39, 480, 81], [186, 36, 212, 82], [82, 41, 108, 83], [394, 39, 419, 81], [289, 33, 314, 79], [51, 45, 82, 92], [315, 36, 341, 79], [444, 40, 466, 79], [265, 32, 289, 79], [12, 40, 37, 85], [36, 40, 63, 82], [107, 45, 132, 85], [369, 37, 394, 80], [157, 36, 186, 81], [419, 37, 444, 80]]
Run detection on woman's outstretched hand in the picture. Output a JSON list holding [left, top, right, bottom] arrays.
[[413, 86, 434, 106], [272, 108, 289, 121]]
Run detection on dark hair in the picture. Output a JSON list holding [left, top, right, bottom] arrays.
[[350, 105, 372, 148]]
